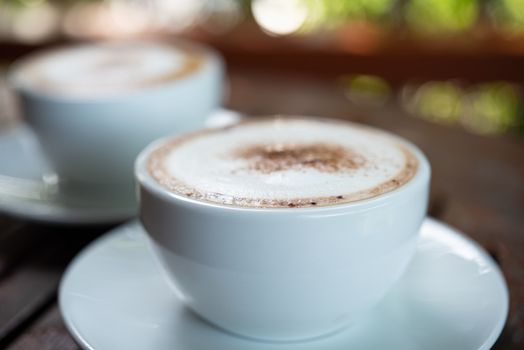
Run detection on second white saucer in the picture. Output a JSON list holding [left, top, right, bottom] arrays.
[[0, 109, 243, 225], [0, 124, 136, 224], [59, 218, 508, 350]]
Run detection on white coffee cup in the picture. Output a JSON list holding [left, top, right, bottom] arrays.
[[7, 40, 223, 206], [135, 119, 430, 341]]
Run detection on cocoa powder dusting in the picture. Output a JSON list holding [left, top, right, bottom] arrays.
[[147, 120, 420, 208], [234, 143, 366, 174]]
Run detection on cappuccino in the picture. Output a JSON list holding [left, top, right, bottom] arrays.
[[8, 39, 223, 209], [10, 41, 203, 98], [148, 118, 418, 208]]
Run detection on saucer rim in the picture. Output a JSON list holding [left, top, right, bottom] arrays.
[[0, 123, 135, 225], [0, 108, 243, 225], [58, 217, 509, 350], [427, 219, 509, 350], [0, 198, 135, 225]]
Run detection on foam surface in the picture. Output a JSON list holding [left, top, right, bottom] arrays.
[[148, 118, 419, 208], [13, 41, 201, 97]]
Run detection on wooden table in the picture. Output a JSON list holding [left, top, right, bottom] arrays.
[[0, 66, 523, 350]]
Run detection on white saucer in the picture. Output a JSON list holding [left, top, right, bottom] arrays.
[[59, 218, 508, 350], [0, 109, 242, 225], [0, 124, 135, 224]]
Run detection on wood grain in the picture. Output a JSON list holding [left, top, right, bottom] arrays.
[[0, 223, 104, 349], [6, 306, 80, 350]]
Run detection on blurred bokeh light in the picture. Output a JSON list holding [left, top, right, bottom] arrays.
[[342, 75, 391, 106], [402, 81, 464, 125], [0, 0, 524, 40], [400, 81, 522, 135], [252, 0, 308, 36], [490, 0, 524, 33], [405, 0, 478, 34]]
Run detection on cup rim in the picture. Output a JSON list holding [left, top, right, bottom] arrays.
[[135, 116, 431, 214], [6, 38, 222, 104]]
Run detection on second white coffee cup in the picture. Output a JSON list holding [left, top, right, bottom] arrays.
[[8, 40, 223, 206]]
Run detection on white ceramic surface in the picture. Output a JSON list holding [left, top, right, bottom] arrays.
[[0, 109, 241, 224], [135, 120, 431, 341], [59, 218, 509, 350], [7, 40, 224, 205], [0, 124, 135, 224]]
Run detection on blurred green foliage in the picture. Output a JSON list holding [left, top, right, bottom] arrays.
[[490, 0, 524, 30], [405, 0, 478, 33], [1, 0, 524, 33], [341, 75, 391, 106], [399, 80, 523, 136], [303, 0, 394, 28], [407, 81, 463, 124], [464, 82, 521, 134], [342, 75, 524, 136]]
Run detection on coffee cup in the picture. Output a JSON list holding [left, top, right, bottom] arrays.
[[136, 117, 430, 341], [7, 39, 223, 206]]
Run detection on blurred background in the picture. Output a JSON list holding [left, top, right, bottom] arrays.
[[1, 0, 524, 137], [0, 3, 523, 349]]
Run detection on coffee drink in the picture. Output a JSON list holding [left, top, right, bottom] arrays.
[[137, 116, 429, 340], [8, 39, 223, 210], [148, 117, 419, 208], [10, 41, 203, 98]]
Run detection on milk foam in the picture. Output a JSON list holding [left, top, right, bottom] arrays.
[[148, 118, 419, 208], [12, 41, 201, 97]]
